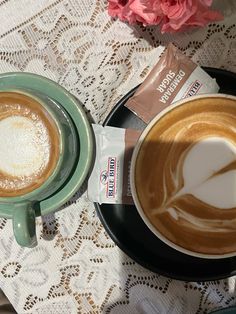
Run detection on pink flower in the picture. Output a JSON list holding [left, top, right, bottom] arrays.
[[107, 0, 223, 33], [108, 0, 163, 25], [160, 0, 223, 33], [129, 0, 163, 25], [108, 0, 139, 24]]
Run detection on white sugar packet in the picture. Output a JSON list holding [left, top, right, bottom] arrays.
[[88, 124, 140, 204]]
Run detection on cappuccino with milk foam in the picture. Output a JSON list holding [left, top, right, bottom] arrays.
[[0, 92, 60, 197]]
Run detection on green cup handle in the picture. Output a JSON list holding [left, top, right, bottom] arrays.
[[13, 203, 37, 248]]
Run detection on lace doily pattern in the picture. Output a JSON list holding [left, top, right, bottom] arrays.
[[0, 1, 236, 313]]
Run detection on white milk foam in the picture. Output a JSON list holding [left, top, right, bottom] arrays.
[[0, 115, 50, 178], [177, 137, 236, 209]]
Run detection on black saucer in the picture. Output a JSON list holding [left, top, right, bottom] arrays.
[[95, 67, 236, 281]]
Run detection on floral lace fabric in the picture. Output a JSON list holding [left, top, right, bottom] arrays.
[[0, 1, 236, 313]]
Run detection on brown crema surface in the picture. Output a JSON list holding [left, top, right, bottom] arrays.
[[135, 97, 236, 255], [0, 92, 60, 197]]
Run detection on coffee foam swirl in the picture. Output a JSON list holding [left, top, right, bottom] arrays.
[[0, 115, 50, 175], [135, 97, 236, 255], [0, 93, 60, 197]]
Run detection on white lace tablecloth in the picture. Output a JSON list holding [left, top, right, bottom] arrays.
[[0, 1, 236, 313]]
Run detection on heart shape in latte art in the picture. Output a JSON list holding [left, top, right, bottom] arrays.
[[155, 137, 236, 233], [176, 137, 236, 209], [152, 136, 236, 232]]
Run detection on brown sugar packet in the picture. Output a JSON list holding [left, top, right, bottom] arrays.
[[88, 124, 141, 204], [125, 43, 219, 123]]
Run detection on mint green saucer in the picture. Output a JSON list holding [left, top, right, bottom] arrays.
[[0, 72, 93, 217]]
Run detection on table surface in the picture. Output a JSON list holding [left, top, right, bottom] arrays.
[[0, 1, 236, 313]]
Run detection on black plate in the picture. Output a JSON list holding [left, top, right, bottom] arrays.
[[95, 67, 236, 281]]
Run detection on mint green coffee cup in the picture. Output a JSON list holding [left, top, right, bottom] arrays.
[[0, 89, 78, 247]]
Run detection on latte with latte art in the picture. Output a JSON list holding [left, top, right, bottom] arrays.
[[135, 96, 236, 255]]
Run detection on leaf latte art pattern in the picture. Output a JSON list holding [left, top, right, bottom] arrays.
[[135, 97, 236, 255]]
